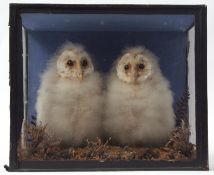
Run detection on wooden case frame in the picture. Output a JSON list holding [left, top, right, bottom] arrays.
[[6, 4, 208, 171]]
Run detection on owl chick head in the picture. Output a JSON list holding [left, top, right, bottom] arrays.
[[116, 46, 160, 84], [56, 42, 94, 81]]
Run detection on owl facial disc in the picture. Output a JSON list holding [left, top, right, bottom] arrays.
[[56, 45, 94, 81]]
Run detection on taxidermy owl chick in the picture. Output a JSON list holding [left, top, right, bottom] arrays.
[[36, 42, 103, 146], [104, 46, 175, 146]]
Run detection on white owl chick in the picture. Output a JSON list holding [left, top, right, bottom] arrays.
[[36, 42, 103, 146], [104, 46, 175, 146]]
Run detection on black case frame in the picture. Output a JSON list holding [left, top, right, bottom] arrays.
[[6, 4, 208, 171]]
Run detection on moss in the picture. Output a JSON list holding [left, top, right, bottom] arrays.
[[18, 119, 196, 161]]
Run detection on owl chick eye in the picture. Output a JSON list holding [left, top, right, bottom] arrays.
[[66, 60, 74, 67], [124, 64, 130, 71], [81, 59, 88, 68], [138, 63, 145, 70]]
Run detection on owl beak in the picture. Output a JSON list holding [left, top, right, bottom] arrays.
[[78, 72, 83, 80], [130, 70, 138, 83], [76, 70, 83, 80], [76, 63, 83, 81]]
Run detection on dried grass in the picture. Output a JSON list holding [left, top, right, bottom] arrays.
[[18, 119, 196, 161]]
